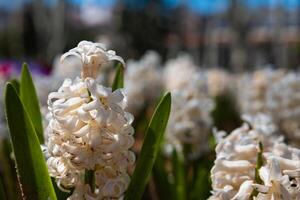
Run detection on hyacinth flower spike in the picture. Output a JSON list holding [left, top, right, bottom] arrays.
[[45, 41, 135, 200]]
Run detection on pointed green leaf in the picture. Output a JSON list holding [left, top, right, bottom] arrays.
[[172, 150, 186, 200], [125, 92, 171, 200], [20, 63, 44, 143], [5, 83, 56, 200], [112, 63, 124, 91], [9, 79, 20, 94]]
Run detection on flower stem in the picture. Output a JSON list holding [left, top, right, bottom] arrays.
[[251, 141, 264, 198], [84, 170, 95, 192], [255, 142, 264, 184]]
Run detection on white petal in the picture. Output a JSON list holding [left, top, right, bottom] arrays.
[[107, 50, 126, 67], [122, 125, 134, 136], [283, 169, 300, 177], [73, 124, 90, 137], [124, 112, 134, 124], [76, 107, 93, 122], [252, 184, 270, 193], [269, 158, 282, 181], [94, 108, 109, 125], [212, 159, 254, 173], [110, 103, 124, 115], [269, 156, 300, 170], [259, 166, 270, 185], [109, 89, 124, 104], [83, 99, 100, 111], [61, 50, 83, 64], [232, 180, 253, 200], [96, 85, 111, 98]]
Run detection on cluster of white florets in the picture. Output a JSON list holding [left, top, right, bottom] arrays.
[[163, 54, 214, 158], [237, 69, 285, 115], [125, 51, 163, 114], [44, 41, 135, 199], [209, 114, 300, 200], [236, 69, 300, 144], [163, 54, 201, 92], [206, 69, 232, 97], [165, 88, 213, 159], [265, 72, 300, 144]]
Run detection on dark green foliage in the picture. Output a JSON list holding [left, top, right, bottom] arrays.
[[5, 83, 56, 200], [125, 93, 171, 200], [20, 63, 44, 143]]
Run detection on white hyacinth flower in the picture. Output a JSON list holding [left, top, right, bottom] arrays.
[[210, 114, 300, 199], [236, 69, 285, 115], [44, 41, 135, 200], [253, 143, 300, 199], [164, 71, 214, 159], [163, 55, 214, 159], [209, 114, 282, 200], [163, 54, 200, 92], [125, 51, 163, 115], [206, 69, 232, 97], [266, 72, 300, 145], [253, 159, 292, 200], [241, 113, 278, 137], [236, 69, 300, 145]]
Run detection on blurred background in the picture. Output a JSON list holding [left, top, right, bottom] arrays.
[[1, 0, 300, 72]]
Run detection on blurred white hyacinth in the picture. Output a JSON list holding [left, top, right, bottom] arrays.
[[44, 41, 135, 200], [206, 69, 231, 97], [164, 77, 214, 159], [237, 69, 300, 145], [237, 69, 285, 115], [209, 114, 300, 200], [266, 72, 300, 144], [125, 51, 163, 114], [163, 54, 200, 92]]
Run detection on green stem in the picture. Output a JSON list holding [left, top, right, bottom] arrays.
[[85, 170, 95, 192], [251, 141, 264, 198], [255, 142, 264, 184]]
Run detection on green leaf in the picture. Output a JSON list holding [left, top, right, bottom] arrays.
[[125, 92, 171, 200], [189, 165, 211, 200], [172, 150, 186, 200], [5, 83, 56, 200], [153, 152, 174, 200], [0, 177, 7, 200], [9, 79, 20, 94], [0, 138, 17, 200], [52, 178, 70, 200], [20, 63, 44, 143], [112, 63, 124, 91]]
